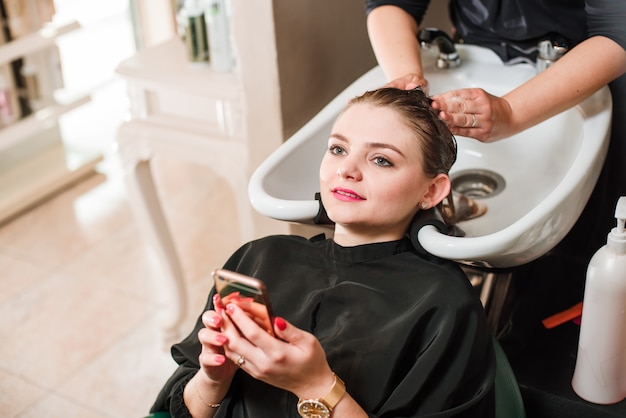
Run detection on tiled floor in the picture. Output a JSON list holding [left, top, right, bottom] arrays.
[[0, 150, 251, 417]]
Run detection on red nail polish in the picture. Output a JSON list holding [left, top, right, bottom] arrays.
[[213, 294, 224, 313], [215, 334, 228, 344], [226, 304, 235, 315], [275, 317, 287, 331], [215, 354, 226, 364]]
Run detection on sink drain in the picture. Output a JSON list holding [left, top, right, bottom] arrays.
[[450, 169, 505, 198]]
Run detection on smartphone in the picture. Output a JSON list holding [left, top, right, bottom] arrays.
[[212, 269, 275, 337]]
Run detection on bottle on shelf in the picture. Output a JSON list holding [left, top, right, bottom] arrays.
[[206, 0, 234, 72], [181, 0, 209, 64]]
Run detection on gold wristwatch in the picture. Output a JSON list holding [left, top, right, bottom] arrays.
[[297, 373, 346, 418]]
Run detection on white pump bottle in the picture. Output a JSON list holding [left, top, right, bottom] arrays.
[[572, 196, 626, 404]]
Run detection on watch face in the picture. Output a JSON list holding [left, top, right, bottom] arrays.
[[297, 400, 331, 418]]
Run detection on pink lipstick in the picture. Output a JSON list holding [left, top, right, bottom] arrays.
[[332, 187, 364, 202]]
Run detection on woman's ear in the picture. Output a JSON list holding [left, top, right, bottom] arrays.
[[422, 174, 451, 207]]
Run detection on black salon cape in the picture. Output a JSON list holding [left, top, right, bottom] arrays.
[[151, 235, 495, 417]]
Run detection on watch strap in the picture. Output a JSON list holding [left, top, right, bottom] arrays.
[[319, 373, 346, 411]]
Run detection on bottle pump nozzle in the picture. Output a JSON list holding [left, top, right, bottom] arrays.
[[608, 196, 626, 253]]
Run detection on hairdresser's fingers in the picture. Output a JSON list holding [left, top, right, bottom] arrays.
[[431, 88, 477, 112], [384, 73, 430, 94], [441, 93, 514, 142], [432, 88, 506, 141], [433, 88, 499, 117]]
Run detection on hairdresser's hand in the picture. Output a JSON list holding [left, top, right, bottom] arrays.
[[431, 87, 515, 143], [220, 302, 336, 400], [385, 73, 430, 95]]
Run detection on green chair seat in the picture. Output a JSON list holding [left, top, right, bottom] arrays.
[[494, 337, 526, 418]]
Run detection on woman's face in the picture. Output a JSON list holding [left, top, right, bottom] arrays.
[[320, 103, 441, 242]]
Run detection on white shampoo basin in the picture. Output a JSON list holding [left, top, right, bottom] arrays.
[[248, 44, 612, 268]]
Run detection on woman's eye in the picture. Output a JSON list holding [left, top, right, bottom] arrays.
[[373, 156, 393, 167], [329, 145, 346, 155]]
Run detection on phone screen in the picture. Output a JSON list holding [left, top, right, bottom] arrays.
[[212, 269, 275, 336]]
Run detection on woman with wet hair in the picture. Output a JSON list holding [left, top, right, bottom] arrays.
[[366, 0, 626, 362], [150, 87, 495, 418]]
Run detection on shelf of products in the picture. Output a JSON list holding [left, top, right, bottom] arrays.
[[0, 90, 90, 152], [0, 1, 102, 224]]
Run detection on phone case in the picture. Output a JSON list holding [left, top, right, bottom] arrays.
[[212, 269, 275, 336]]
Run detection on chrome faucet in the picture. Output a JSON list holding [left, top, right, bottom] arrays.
[[536, 38, 568, 73], [418, 28, 461, 69]]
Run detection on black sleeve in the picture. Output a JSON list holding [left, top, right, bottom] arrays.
[[365, 0, 431, 25], [149, 290, 214, 417], [149, 372, 194, 417], [586, 0, 626, 50]]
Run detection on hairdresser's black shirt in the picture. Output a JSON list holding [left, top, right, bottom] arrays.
[[151, 235, 495, 417], [365, 0, 626, 63]]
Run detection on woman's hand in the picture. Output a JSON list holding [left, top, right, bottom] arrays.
[[431, 88, 515, 143], [197, 302, 238, 384], [183, 296, 238, 417], [220, 302, 336, 400]]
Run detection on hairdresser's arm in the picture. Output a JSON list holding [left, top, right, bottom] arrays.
[[367, 5, 429, 91], [432, 36, 626, 142]]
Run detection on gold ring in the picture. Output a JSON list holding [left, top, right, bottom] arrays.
[[471, 113, 477, 128], [235, 355, 245, 367]]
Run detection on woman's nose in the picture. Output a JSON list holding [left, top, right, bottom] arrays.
[[336, 159, 362, 180]]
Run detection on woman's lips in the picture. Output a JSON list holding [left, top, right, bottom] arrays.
[[332, 187, 365, 201]]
